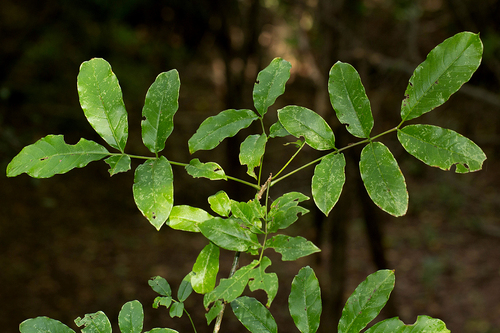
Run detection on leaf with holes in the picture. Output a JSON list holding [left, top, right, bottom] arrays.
[[185, 158, 227, 180], [266, 235, 320, 261], [74, 311, 112, 333], [248, 256, 278, 307]]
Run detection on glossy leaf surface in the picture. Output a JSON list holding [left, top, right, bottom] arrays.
[[398, 124, 486, 173], [208, 191, 231, 217], [338, 270, 395, 333], [192, 242, 220, 294], [185, 158, 227, 180], [359, 142, 408, 217], [231, 296, 278, 333], [401, 32, 483, 121], [365, 315, 450, 333], [199, 217, 260, 252], [166, 205, 213, 232], [266, 235, 320, 261], [240, 134, 267, 179], [77, 58, 128, 152], [268, 192, 309, 233], [118, 300, 143, 333], [253, 57, 291, 116], [278, 106, 336, 150], [7, 135, 108, 178], [289, 266, 322, 333], [133, 157, 173, 230], [141, 70, 180, 153], [74, 311, 111, 333], [20, 317, 75, 333], [248, 256, 278, 307], [328, 61, 373, 138], [149, 276, 172, 297], [188, 109, 258, 153], [104, 154, 131, 176], [312, 153, 346, 216]]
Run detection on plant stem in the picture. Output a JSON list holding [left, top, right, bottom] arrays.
[[273, 140, 306, 179], [213, 252, 241, 333], [183, 308, 198, 333]]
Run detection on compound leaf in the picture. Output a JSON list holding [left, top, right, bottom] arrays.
[[253, 57, 292, 116], [166, 205, 213, 232], [118, 300, 144, 333], [105, 154, 131, 176], [401, 32, 483, 122], [133, 157, 173, 230], [338, 270, 395, 333], [74, 311, 111, 333], [185, 158, 227, 180], [141, 69, 180, 153], [397, 124, 486, 173], [192, 242, 220, 294], [278, 106, 335, 150], [365, 316, 450, 333], [20, 317, 75, 333], [199, 217, 260, 252], [240, 134, 267, 179], [359, 142, 408, 217], [188, 109, 258, 154], [266, 235, 320, 261], [328, 61, 373, 138], [7, 135, 108, 178], [289, 266, 322, 333], [77, 58, 128, 152], [231, 296, 278, 333], [312, 153, 346, 216]]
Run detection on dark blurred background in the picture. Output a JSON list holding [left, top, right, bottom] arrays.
[[2, 0, 500, 332]]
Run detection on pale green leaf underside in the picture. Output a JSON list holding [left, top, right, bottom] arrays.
[[166, 205, 213, 232], [133, 157, 174, 230], [253, 57, 292, 116], [142, 69, 180, 153], [185, 158, 227, 180], [289, 266, 322, 333], [231, 296, 278, 333], [75, 311, 112, 333], [278, 105, 335, 150], [266, 235, 320, 261], [198, 217, 260, 252], [312, 153, 346, 216], [188, 109, 258, 153], [7, 135, 108, 178], [240, 134, 267, 179], [77, 58, 128, 152], [328, 61, 373, 138], [208, 190, 231, 217], [192, 242, 220, 294], [401, 32, 483, 122], [338, 269, 395, 333], [118, 300, 144, 333], [359, 142, 408, 217], [105, 154, 131, 176], [365, 315, 450, 333], [20, 317, 76, 333]]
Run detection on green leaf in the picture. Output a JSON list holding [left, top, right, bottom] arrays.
[[208, 191, 231, 217], [169, 302, 184, 318], [240, 134, 267, 179], [312, 153, 346, 216], [77, 58, 128, 152], [268, 192, 309, 233], [166, 205, 213, 232], [178, 272, 194, 302], [20, 317, 75, 333], [253, 57, 292, 116], [185, 158, 227, 180], [205, 300, 224, 325], [188, 109, 258, 153], [74, 311, 112, 333], [149, 276, 172, 297], [105, 154, 131, 176], [289, 266, 322, 333], [6, 135, 108, 178], [231, 296, 278, 333], [199, 217, 260, 252], [118, 300, 144, 333], [192, 242, 220, 294], [248, 256, 278, 307], [397, 124, 486, 173], [230, 200, 263, 233], [328, 61, 374, 138], [269, 121, 291, 138], [145, 328, 179, 333], [401, 32, 483, 122], [359, 142, 408, 217], [204, 261, 259, 309], [133, 157, 173, 230], [365, 315, 450, 333], [266, 235, 320, 261], [278, 105, 335, 150], [152, 296, 172, 309], [141, 69, 180, 153], [338, 270, 395, 333]]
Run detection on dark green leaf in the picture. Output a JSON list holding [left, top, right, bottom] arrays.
[[248, 256, 278, 307], [20, 317, 75, 333], [74, 311, 112, 333], [289, 266, 322, 333], [397, 124, 486, 173], [118, 300, 144, 333], [141, 70, 180, 153], [133, 157, 173, 230], [268, 192, 309, 233], [312, 153, 346, 216], [338, 270, 395, 333], [105, 154, 131, 176], [240, 134, 267, 179], [266, 235, 320, 261], [188, 109, 258, 153], [148, 276, 172, 297], [7, 135, 108, 178], [269, 121, 291, 138], [152, 296, 172, 309], [278, 106, 335, 150], [185, 158, 227, 180], [231, 296, 278, 333], [205, 300, 224, 325], [328, 61, 373, 138], [401, 32, 483, 122], [199, 217, 260, 252], [365, 315, 450, 333], [77, 58, 128, 152], [192, 242, 220, 294], [359, 142, 408, 217], [166, 205, 213, 232], [178, 272, 194, 302], [253, 58, 292, 116], [208, 191, 231, 217], [169, 302, 184, 318]]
